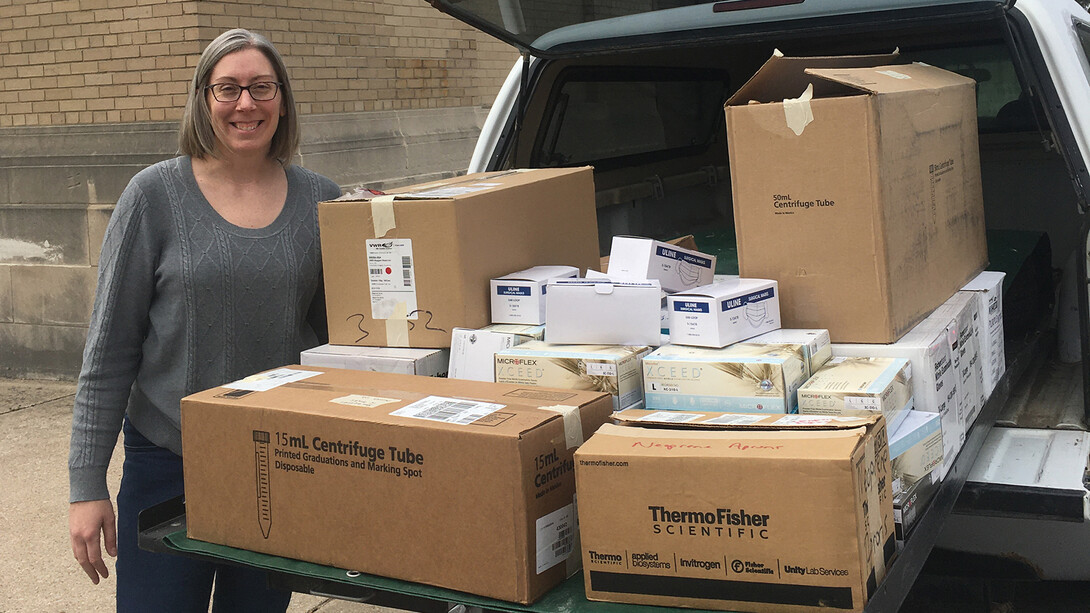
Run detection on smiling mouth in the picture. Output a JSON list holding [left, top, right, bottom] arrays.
[[232, 121, 262, 131]]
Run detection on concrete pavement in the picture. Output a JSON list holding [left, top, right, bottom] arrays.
[[0, 377, 379, 613]]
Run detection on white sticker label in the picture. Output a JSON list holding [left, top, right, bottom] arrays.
[[406, 184, 497, 199], [586, 362, 617, 377], [536, 503, 575, 574], [331, 394, 400, 408], [877, 69, 912, 80], [366, 239, 418, 320], [704, 414, 767, 426], [223, 368, 321, 392], [638, 411, 702, 423], [390, 395, 503, 425], [771, 414, 834, 426], [845, 396, 881, 410]]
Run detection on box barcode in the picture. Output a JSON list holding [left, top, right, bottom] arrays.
[[402, 256, 412, 267], [551, 535, 573, 555], [417, 401, 481, 424], [370, 268, 383, 275]]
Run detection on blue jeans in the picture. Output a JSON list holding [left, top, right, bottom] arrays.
[[116, 419, 291, 613]]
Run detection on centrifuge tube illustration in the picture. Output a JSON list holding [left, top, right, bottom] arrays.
[[254, 430, 273, 538]]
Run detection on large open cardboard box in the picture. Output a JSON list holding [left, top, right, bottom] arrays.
[[725, 53, 987, 343], [319, 168, 600, 348], [575, 409, 895, 613], [182, 366, 614, 603]]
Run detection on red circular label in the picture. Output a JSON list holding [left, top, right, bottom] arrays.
[[385, 267, 392, 274]]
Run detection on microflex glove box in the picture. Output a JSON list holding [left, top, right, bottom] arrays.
[[300, 344, 449, 377], [606, 236, 717, 292], [888, 410, 943, 497], [491, 266, 578, 325], [642, 343, 807, 414], [448, 324, 545, 382], [798, 357, 913, 434], [960, 271, 1006, 400], [576, 409, 894, 613], [495, 341, 652, 410], [544, 278, 662, 346], [667, 278, 780, 348], [746, 328, 832, 378]]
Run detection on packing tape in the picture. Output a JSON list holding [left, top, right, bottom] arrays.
[[540, 404, 584, 449], [567, 494, 581, 576], [783, 83, 814, 136], [385, 301, 410, 347], [371, 195, 396, 238], [865, 434, 886, 584]]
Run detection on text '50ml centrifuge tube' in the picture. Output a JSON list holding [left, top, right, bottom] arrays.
[[253, 430, 273, 538]]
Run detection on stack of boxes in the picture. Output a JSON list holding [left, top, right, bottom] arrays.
[[180, 54, 1006, 612]]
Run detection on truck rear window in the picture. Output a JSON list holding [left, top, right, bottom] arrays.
[[531, 67, 729, 170]]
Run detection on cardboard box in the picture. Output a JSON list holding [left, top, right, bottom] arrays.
[[494, 341, 652, 410], [448, 324, 545, 382], [300, 344, 449, 377], [319, 168, 600, 348], [642, 343, 807, 413], [747, 328, 832, 378], [893, 470, 939, 545], [182, 366, 615, 604], [798, 357, 913, 433], [606, 236, 717, 292], [888, 410, 943, 497], [832, 312, 962, 480], [960, 271, 1006, 400], [576, 409, 895, 613], [725, 53, 987, 343], [545, 278, 662, 346], [666, 278, 780, 348], [491, 266, 578, 325]]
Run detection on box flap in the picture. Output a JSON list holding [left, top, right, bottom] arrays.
[[805, 62, 976, 96], [330, 168, 593, 203], [726, 51, 900, 105], [614, 408, 879, 431]]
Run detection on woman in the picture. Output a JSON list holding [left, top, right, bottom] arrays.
[[68, 29, 341, 612]]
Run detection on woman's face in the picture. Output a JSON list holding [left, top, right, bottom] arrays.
[[205, 47, 284, 159]]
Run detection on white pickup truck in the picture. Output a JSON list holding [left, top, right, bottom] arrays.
[[431, 0, 1090, 598]]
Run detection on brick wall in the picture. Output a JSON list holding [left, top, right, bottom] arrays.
[[0, 0, 517, 127]]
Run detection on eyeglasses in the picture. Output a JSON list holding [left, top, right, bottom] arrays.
[[206, 82, 281, 103]]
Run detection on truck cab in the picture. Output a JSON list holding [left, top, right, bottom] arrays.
[[431, 0, 1090, 600]]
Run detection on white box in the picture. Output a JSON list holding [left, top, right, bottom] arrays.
[[666, 278, 780, 348], [300, 344, 450, 376], [798, 357, 914, 433], [495, 341, 652, 409], [606, 235, 716, 292], [643, 343, 807, 413], [447, 324, 545, 382], [961, 271, 1006, 400], [932, 292, 985, 434], [747, 328, 832, 378], [545, 278, 662, 346], [833, 313, 962, 480], [490, 265, 578, 325], [888, 410, 943, 497]]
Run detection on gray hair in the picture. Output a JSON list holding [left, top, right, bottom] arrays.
[[178, 29, 300, 165]]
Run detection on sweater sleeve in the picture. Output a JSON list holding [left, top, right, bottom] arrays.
[[68, 178, 159, 503]]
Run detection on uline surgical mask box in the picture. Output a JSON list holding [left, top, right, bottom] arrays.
[[606, 236, 717, 292], [643, 343, 807, 413], [300, 345, 449, 377], [888, 410, 943, 498], [448, 324, 545, 382], [798, 357, 913, 434], [491, 265, 578, 325], [746, 328, 832, 378], [667, 278, 780, 348], [495, 341, 652, 410], [545, 278, 662, 346]]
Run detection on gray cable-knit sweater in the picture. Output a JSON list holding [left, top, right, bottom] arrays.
[[68, 156, 342, 503]]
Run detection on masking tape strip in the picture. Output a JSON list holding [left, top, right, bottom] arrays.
[[385, 301, 410, 347], [783, 83, 814, 136], [540, 404, 584, 449], [371, 195, 396, 238]]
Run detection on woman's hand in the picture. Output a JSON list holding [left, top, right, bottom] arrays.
[[69, 499, 117, 584]]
